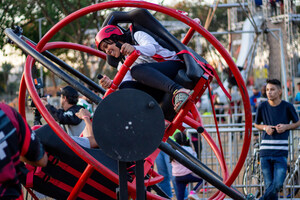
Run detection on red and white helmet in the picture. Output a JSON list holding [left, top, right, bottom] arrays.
[[95, 25, 124, 50]]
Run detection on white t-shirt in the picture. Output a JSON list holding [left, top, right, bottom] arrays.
[[71, 136, 91, 148], [63, 120, 86, 137], [117, 31, 178, 82]]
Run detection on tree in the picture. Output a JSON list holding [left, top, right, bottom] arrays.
[[0, 0, 24, 48], [1, 0, 113, 87]]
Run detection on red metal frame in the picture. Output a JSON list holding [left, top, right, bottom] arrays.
[[20, 43, 165, 200], [104, 50, 141, 97], [19, 1, 252, 199]]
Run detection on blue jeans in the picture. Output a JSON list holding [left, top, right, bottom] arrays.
[[259, 156, 287, 200], [175, 173, 203, 200], [156, 150, 176, 198]]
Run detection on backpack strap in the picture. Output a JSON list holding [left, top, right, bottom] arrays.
[[176, 50, 232, 101], [47, 154, 116, 199], [0, 103, 19, 133], [34, 170, 98, 200]]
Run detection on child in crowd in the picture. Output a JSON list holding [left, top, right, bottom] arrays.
[[171, 131, 203, 200]]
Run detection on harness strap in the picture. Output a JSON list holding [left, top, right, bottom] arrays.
[[48, 155, 116, 199], [25, 164, 35, 188], [34, 170, 98, 200], [151, 54, 180, 62], [25, 164, 43, 188], [207, 84, 226, 166], [176, 50, 231, 101]]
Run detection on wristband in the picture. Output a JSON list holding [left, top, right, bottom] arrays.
[[263, 126, 266, 131]]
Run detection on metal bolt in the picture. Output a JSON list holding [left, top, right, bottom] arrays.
[[148, 101, 155, 108]]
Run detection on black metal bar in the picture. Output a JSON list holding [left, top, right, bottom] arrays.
[[26, 37, 106, 99], [136, 160, 145, 200], [159, 142, 246, 200], [148, 185, 170, 199], [43, 50, 106, 95], [23, 36, 106, 95], [118, 161, 128, 200], [167, 138, 223, 180], [4, 28, 101, 104]]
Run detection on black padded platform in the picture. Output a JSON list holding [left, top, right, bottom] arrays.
[[27, 125, 118, 200], [102, 8, 208, 89]]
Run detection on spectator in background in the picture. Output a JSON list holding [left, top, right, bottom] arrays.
[[156, 149, 176, 198], [0, 103, 48, 199], [270, 0, 277, 16], [294, 82, 300, 104], [250, 86, 261, 113], [212, 92, 226, 123], [256, 84, 268, 106], [227, 86, 242, 125], [261, 84, 267, 98], [171, 131, 203, 200], [279, 0, 284, 14], [254, 79, 300, 200], [155, 122, 178, 199], [41, 86, 85, 136], [294, 82, 300, 112]]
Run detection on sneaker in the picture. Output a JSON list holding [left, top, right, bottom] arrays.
[[188, 190, 200, 200], [199, 188, 211, 193]]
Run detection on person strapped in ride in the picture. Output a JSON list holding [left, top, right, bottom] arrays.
[[95, 25, 191, 120], [0, 103, 47, 200]]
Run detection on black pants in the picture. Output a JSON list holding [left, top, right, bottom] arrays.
[[131, 60, 185, 94]]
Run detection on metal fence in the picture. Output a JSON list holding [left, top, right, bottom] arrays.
[[185, 112, 300, 199]]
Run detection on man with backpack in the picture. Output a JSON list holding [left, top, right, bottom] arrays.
[[0, 103, 47, 199]]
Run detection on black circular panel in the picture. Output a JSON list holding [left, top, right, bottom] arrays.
[[92, 89, 165, 162]]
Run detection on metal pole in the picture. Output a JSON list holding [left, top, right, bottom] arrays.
[[36, 17, 45, 96], [5, 28, 101, 104], [278, 28, 288, 101]]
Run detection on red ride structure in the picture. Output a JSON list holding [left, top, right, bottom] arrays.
[[5, 1, 252, 200]]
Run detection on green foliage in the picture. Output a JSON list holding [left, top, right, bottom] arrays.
[[1, 0, 109, 77], [0, 0, 23, 48]]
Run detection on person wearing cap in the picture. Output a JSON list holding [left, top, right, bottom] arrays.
[[95, 24, 190, 121], [41, 86, 85, 137]]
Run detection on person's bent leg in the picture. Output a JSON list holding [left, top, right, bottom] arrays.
[[131, 61, 184, 94], [175, 176, 188, 200]]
